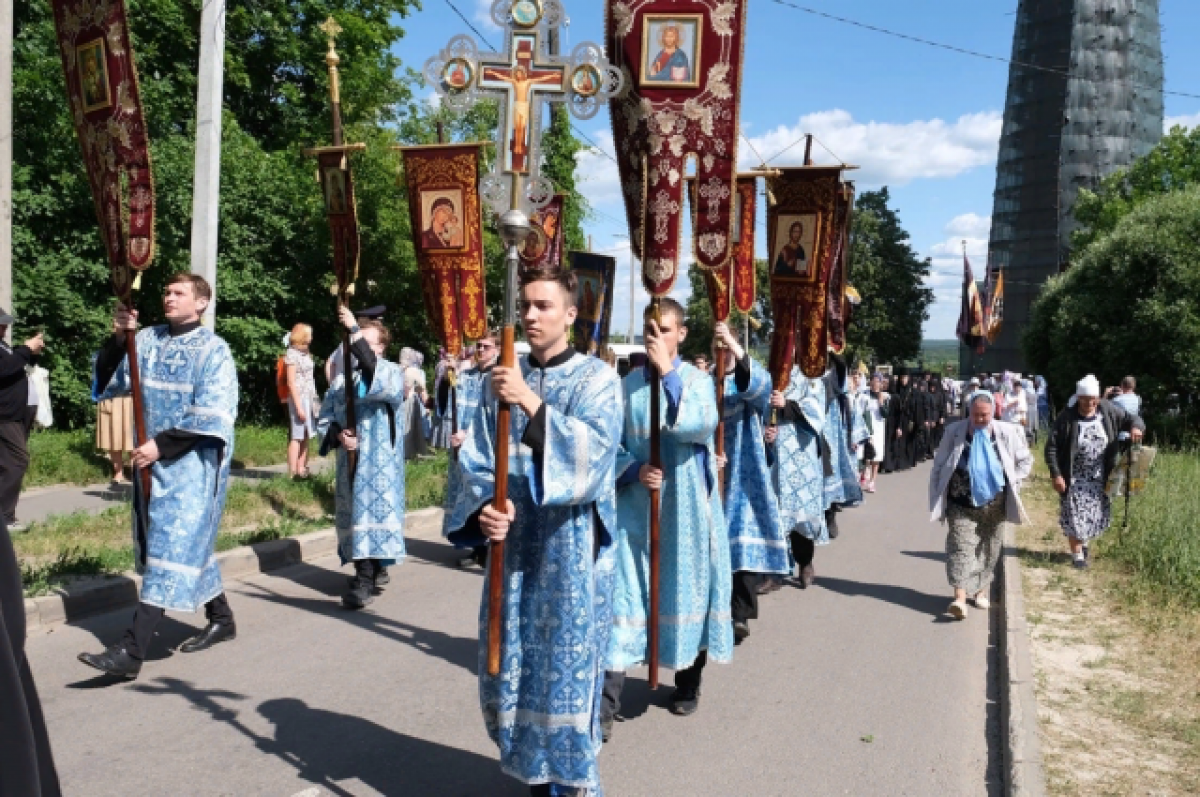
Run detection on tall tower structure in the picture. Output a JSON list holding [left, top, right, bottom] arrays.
[[965, 0, 1163, 374]]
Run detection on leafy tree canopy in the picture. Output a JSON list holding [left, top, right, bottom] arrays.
[[1025, 186, 1200, 410]]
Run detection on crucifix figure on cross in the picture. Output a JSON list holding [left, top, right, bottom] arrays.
[[480, 34, 564, 175], [424, 0, 622, 216]]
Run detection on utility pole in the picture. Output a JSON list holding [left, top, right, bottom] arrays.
[[0, 0, 12, 342], [190, 0, 226, 328]]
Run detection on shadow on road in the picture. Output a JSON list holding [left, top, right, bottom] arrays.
[[240, 581, 479, 674], [130, 677, 519, 796], [816, 575, 950, 619], [900, 549, 947, 563]]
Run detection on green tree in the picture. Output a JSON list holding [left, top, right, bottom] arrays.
[[848, 189, 934, 366], [1072, 125, 1200, 254], [1025, 186, 1200, 411], [680, 258, 772, 362]]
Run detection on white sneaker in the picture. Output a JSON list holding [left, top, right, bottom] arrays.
[[947, 600, 968, 620], [972, 595, 991, 610]]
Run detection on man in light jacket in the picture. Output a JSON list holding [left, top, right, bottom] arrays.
[[929, 390, 1032, 620]]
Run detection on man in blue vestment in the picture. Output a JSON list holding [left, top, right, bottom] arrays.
[[603, 298, 733, 732], [442, 329, 498, 570], [79, 274, 238, 679], [318, 308, 407, 610], [445, 267, 622, 797], [710, 322, 787, 643]]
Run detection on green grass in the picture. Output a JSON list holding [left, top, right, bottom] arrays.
[[16, 453, 449, 596], [1095, 449, 1200, 609], [24, 425, 312, 488]]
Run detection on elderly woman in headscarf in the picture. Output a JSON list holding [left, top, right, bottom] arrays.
[[399, 347, 430, 460], [929, 390, 1033, 620], [1046, 375, 1144, 569]]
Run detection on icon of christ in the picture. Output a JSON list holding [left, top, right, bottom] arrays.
[[482, 64, 562, 172]]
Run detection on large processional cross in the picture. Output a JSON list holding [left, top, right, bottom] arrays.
[[424, 0, 623, 677]]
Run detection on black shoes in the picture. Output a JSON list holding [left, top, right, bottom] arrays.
[[600, 715, 614, 743], [78, 645, 142, 679], [732, 620, 750, 644], [799, 565, 815, 589], [180, 621, 237, 653], [668, 687, 701, 717], [343, 578, 375, 610], [373, 565, 391, 587]]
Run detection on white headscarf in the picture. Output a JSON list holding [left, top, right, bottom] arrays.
[[1067, 374, 1101, 407]]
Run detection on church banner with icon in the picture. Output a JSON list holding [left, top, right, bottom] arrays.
[[606, 0, 750, 296], [767, 166, 845, 379], [521, 194, 566, 270], [51, 0, 156, 297], [398, 143, 487, 355], [569, 251, 617, 354], [317, 149, 362, 296]]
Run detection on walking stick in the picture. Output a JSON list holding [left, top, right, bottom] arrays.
[[647, 299, 663, 690], [714, 343, 727, 493], [120, 291, 152, 530], [487, 207, 531, 677], [449, 369, 459, 461], [1122, 440, 1135, 531]]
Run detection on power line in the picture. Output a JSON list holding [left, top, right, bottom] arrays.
[[770, 0, 1200, 101]]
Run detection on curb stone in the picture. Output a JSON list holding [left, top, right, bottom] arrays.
[[23, 506, 445, 632], [999, 524, 1048, 797]]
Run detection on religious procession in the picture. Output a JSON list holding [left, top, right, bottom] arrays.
[[4, 0, 1198, 795]]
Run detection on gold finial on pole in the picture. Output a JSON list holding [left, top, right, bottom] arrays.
[[320, 17, 343, 105]]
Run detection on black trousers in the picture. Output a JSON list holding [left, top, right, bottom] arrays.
[[121, 594, 234, 660], [731, 571, 760, 622], [790, 532, 815, 569], [0, 421, 29, 525], [601, 650, 709, 722]]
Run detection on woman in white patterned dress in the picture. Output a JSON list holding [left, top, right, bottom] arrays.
[[285, 324, 320, 479]]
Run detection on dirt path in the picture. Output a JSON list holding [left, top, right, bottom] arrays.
[[1016, 472, 1200, 796]]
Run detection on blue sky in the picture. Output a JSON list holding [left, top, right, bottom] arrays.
[[392, 0, 1200, 340]]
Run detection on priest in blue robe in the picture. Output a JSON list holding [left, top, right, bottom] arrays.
[[821, 355, 865, 529], [766, 365, 828, 589], [442, 330, 499, 571], [604, 298, 733, 731], [445, 267, 622, 797], [317, 308, 407, 610], [79, 274, 238, 680], [710, 322, 787, 643]]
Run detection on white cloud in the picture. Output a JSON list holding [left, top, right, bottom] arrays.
[[474, 0, 502, 31], [944, 212, 991, 240], [737, 109, 1002, 187], [574, 129, 624, 209], [1165, 112, 1200, 132]]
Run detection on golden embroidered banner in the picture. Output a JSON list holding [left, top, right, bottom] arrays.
[[767, 166, 844, 379], [51, 0, 155, 300], [687, 175, 757, 323], [397, 143, 487, 355], [607, 0, 749, 296]]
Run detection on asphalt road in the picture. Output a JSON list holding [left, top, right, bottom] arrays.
[[24, 461, 1000, 796]]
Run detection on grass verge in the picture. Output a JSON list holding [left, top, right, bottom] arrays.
[[25, 426, 313, 488], [18, 451, 449, 597], [1017, 447, 1199, 795]]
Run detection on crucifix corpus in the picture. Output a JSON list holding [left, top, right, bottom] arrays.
[[425, 0, 623, 676], [304, 17, 368, 482]]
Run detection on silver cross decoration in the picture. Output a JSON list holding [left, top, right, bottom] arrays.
[[424, 0, 623, 216]]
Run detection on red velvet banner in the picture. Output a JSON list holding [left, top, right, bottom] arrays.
[[607, 0, 749, 296], [398, 144, 487, 355], [766, 167, 844, 379], [51, 0, 155, 299], [691, 176, 755, 323], [317, 150, 361, 296], [522, 195, 566, 271], [826, 183, 855, 355]]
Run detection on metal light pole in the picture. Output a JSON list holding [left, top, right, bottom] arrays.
[[190, 0, 226, 328], [0, 0, 12, 342]]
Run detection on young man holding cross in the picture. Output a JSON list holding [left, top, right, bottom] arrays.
[[604, 298, 733, 731], [445, 266, 623, 796]]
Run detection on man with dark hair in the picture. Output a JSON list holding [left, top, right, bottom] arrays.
[[79, 274, 239, 679], [318, 307, 407, 609], [443, 328, 500, 569], [0, 308, 44, 531], [605, 296, 732, 725], [445, 266, 622, 796]]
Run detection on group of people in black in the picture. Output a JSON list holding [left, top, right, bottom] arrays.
[[880, 367, 954, 474]]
